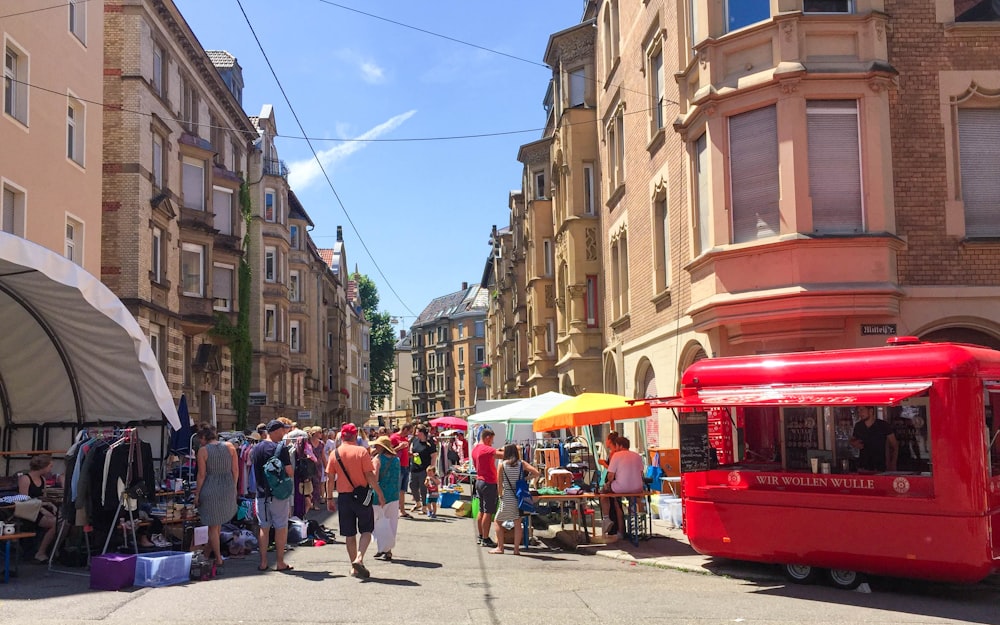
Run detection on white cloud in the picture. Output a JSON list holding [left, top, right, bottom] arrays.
[[333, 49, 386, 85], [359, 61, 385, 84], [287, 110, 417, 191]]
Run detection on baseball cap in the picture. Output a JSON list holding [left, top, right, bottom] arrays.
[[266, 419, 289, 433], [341, 423, 358, 438]]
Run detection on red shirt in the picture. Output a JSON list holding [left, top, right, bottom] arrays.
[[325, 443, 375, 495], [471, 444, 498, 484], [390, 432, 410, 467]]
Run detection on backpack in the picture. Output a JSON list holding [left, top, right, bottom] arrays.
[[263, 443, 293, 500], [296, 455, 318, 481]]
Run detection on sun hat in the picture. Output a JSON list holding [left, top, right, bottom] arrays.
[[372, 436, 396, 456]]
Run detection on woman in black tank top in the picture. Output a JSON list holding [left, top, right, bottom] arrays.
[[17, 455, 58, 563]]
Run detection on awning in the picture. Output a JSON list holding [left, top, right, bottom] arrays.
[[0, 233, 180, 429], [659, 381, 933, 408]]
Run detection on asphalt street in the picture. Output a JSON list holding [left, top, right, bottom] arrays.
[[2, 504, 999, 625]]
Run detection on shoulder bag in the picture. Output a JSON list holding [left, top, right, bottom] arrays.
[[335, 448, 373, 506], [503, 463, 535, 515]]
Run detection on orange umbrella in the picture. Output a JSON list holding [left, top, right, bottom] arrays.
[[532, 393, 651, 432]]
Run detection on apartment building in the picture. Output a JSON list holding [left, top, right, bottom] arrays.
[[410, 284, 488, 418], [2, 0, 103, 275], [102, 0, 257, 427], [483, 218, 529, 399], [373, 329, 413, 427], [343, 274, 371, 425], [318, 226, 352, 427]]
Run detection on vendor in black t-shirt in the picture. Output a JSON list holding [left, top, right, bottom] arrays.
[[850, 406, 898, 472], [407, 425, 438, 513]]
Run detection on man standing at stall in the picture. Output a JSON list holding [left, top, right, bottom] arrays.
[[471, 428, 504, 548], [326, 423, 384, 579], [408, 425, 438, 514], [252, 420, 294, 572], [850, 406, 899, 472]]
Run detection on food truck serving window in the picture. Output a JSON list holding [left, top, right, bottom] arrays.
[[986, 382, 1000, 476]]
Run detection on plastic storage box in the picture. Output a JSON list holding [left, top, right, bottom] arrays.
[[438, 491, 460, 508], [90, 553, 137, 590], [133, 550, 192, 587]]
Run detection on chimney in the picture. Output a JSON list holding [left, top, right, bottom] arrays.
[[336, 226, 343, 242], [462, 281, 468, 290], [400, 330, 407, 339]]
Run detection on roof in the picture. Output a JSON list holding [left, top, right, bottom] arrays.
[[318, 249, 334, 266], [413, 285, 488, 327], [287, 190, 315, 228], [395, 333, 412, 350], [205, 50, 236, 69]]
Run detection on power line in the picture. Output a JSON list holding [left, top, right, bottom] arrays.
[[235, 0, 417, 319], [0, 0, 93, 20]]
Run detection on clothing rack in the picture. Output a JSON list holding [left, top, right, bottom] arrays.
[[101, 428, 140, 555]]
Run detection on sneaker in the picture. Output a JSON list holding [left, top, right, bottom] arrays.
[[476, 536, 483, 545], [481, 537, 497, 548], [373, 552, 385, 559]]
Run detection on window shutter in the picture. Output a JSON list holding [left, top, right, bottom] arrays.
[[958, 108, 1000, 237], [696, 133, 711, 253], [182, 160, 204, 210], [213, 188, 232, 235], [808, 101, 862, 234], [729, 105, 779, 243], [569, 69, 585, 106], [213, 265, 232, 302]]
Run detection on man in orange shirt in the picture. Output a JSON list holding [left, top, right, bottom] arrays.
[[326, 423, 384, 579]]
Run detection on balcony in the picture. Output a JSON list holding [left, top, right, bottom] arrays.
[[263, 158, 289, 180]]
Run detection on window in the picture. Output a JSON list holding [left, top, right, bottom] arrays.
[[653, 196, 670, 292], [474, 320, 485, 338], [181, 243, 204, 297], [569, 68, 585, 107], [151, 226, 162, 282], [689, 0, 699, 46], [546, 320, 556, 355], [543, 239, 553, 276], [958, 108, 1000, 237], [152, 41, 164, 97], [602, 1, 620, 74], [181, 77, 198, 133], [182, 157, 205, 210], [694, 133, 711, 254], [807, 100, 862, 234], [607, 106, 625, 191], [804, 0, 852, 12], [586, 275, 599, 327], [583, 164, 596, 215], [152, 133, 164, 190], [290, 224, 299, 249], [475, 345, 485, 363], [264, 305, 276, 341], [727, 0, 770, 33], [213, 186, 233, 235], [66, 96, 85, 165], [648, 45, 665, 132], [729, 105, 779, 243], [264, 189, 276, 222], [213, 263, 234, 311], [458, 323, 464, 339], [4, 44, 28, 125], [610, 234, 630, 319], [327, 331, 333, 348], [149, 324, 164, 372], [290, 320, 300, 352], [2, 182, 25, 236], [264, 246, 276, 282], [65, 215, 83, 264], [69, 0, 87, 44], [289, 270, 300, 302], [458, 347, 465, 365], [534, 170, 546, 199]]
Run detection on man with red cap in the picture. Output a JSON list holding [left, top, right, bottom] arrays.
[[326, 423, 384, 579]]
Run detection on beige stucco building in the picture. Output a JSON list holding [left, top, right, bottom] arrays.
[[2, 0, 103, 276]]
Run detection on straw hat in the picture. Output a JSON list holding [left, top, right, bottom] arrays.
[[372, 435, 396, 456]]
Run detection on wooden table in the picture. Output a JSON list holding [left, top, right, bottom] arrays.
[[534, 491, 652, 546], [0, 531, 35, 583]]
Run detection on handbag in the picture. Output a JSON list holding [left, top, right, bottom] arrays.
[[335, 449, 373, 506], [504, 464, 535, 515], [645, 452, 665, 491]]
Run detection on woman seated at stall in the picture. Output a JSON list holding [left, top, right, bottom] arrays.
[[17, 455, 59, 563]]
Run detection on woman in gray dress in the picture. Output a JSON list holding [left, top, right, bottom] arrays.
[[194, 423, 239, 567], [490, 444, 539, 555]]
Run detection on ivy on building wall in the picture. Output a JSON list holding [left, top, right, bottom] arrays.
[[211, 176, 253, 430]]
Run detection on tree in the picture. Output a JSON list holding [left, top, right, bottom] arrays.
[[356, 273, 395, 411]]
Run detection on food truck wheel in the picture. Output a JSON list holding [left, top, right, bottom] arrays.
[[827, 568, 864, 590], [782, 563, 820, 584]]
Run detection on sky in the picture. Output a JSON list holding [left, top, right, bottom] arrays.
[[173, 0, 585, 328]]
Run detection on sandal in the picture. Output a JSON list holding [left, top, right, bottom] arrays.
[[257, 564, 269, 571], [488, 549, 504, 555], [351, 561, 370, 578], [383, 551, 392, 561], [276, 564, 294, 572]]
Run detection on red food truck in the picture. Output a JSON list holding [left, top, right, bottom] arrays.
[[661, 338, 1000, 587]]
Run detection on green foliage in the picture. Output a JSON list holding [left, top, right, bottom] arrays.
[[211, 175, 253, 430], [355, 273, 395, 410]]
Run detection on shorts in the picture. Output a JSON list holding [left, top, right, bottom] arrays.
[[474, 479, 498, 515], [399, 465, 410, 492], [337, 492, 375, 537], [425, 493, 438, 505], [254, 496, 291, 529]]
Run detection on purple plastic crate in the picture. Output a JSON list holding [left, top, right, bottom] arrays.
[[90, 553, 137, 591]]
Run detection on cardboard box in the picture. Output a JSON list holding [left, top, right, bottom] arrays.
[[452, 500, 472, 517]]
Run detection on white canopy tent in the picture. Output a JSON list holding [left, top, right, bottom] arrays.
[[0, 233, 180, 453], [467, 391, 573, 444]]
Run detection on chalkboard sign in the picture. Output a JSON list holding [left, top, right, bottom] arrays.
[[679, 411, 710, 473]]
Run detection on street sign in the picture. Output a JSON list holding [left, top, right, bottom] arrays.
[[861, 324, 897, 336], [298, 410, 312, 421], [249, 392, 267, 406]]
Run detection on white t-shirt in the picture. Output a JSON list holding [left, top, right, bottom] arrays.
[[608, 450, 645, 494]]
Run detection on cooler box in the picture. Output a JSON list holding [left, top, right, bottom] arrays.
[[90, 553, 136, 591], [658, 496, 683, 528], [134, 550, 192, 587], [438, 491, 460, 508]]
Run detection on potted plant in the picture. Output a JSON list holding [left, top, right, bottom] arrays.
[[480, 363, 492, 376]]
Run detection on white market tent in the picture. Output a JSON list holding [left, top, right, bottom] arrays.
[[467, 391, 573, 444], [0, 233, 180, 455]]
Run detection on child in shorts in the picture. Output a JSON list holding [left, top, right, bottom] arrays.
[[423, 466, 441, 518]]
